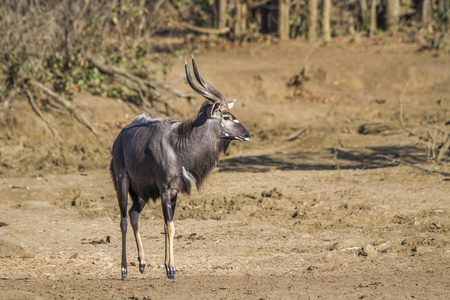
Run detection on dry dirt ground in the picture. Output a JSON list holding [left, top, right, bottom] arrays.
[[1, 40, 450, 299]]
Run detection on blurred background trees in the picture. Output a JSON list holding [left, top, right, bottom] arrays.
[[0, 0, 448, 121]]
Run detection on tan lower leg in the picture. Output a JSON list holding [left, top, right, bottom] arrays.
[[167, 221, 175, 269], [164, 223, 169, 267], [132, 224, 145, 266]]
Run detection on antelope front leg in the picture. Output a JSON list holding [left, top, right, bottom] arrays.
[[162, 190, 177, 279], [164, 220, 176, 279]]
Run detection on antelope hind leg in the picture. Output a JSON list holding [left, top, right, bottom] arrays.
[[129, 195, 147, 274], [117, 174, 130, 279]]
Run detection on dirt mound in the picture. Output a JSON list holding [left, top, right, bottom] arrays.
[[0, 238, 35, 259]]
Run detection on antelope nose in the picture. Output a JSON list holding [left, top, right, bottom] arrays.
[[244, 132, 251, 141]]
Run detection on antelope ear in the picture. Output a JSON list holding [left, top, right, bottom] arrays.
[[227, 99, 236, 110], [208, 102, 222, 119]]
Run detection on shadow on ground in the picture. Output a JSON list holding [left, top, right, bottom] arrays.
[[220, 146, 426, 173]]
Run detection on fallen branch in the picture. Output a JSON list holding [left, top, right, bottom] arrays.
[[358, 122, 400, 135], [180, 22, 230, 35], [26, 90, 63, 138], [377, 155, 450, 176], [85, 54, 159, 95], [112, 72, 183, 116], [85, 54, 191, 100], [29, 79, 103, 144], [85, 54, 189, 116]]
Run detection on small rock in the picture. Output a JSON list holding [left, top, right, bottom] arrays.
[[375, 241, 392, 253], [359, 244, 377, 257]]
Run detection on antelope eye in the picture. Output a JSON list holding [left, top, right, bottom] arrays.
[[223, 116, 230, 121]]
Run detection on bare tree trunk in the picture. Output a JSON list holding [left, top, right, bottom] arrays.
[[386, 0, 399, 32], [348, 11, 356, 35], [446, 0, 450, 26], [360, 0, 369, 28], [308, 0, 317, 42], [217, 0, 227, 29], [438, 0, 445, 11], [235, 0, 247, 39], [421, 0, 431, 27], [278, 0, 290, 40], [370, 0, 377, 37], [323, 0, 331, 42]]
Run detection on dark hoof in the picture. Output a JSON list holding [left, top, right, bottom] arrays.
[[165, 265, 176, 279], [121, 267, 127, 280], [138, 258, 146, 274]]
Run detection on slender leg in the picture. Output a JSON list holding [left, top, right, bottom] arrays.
[[129, 193, 147, 274], [166, 220, 175, 278], [164, 222, 170, 275], [117, 174, 130, 280], [162, 189, 177, 279]]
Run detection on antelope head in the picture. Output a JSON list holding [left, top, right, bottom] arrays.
[[185, 57, 251, 142]]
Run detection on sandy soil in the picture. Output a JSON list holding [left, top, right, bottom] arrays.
[[1, 40, 450, 299]]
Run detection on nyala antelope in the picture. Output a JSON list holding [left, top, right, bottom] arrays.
[[110, 57, 250, 279]]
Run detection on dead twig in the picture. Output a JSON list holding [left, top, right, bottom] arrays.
[[398, 82, 449, 161], [377, 155, 450, 176], [419, 121, 450, 135], [437, 133, 450, 162], [303, 41, 320, 77], [397, 81, 430, 141], [333, 147, 343, 177], [153, 81, 194, 100], [29, 79, 103, 145], [398, 81, 413, 135], [2, 88, 16, 108], [285, 103, 336, 141]]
